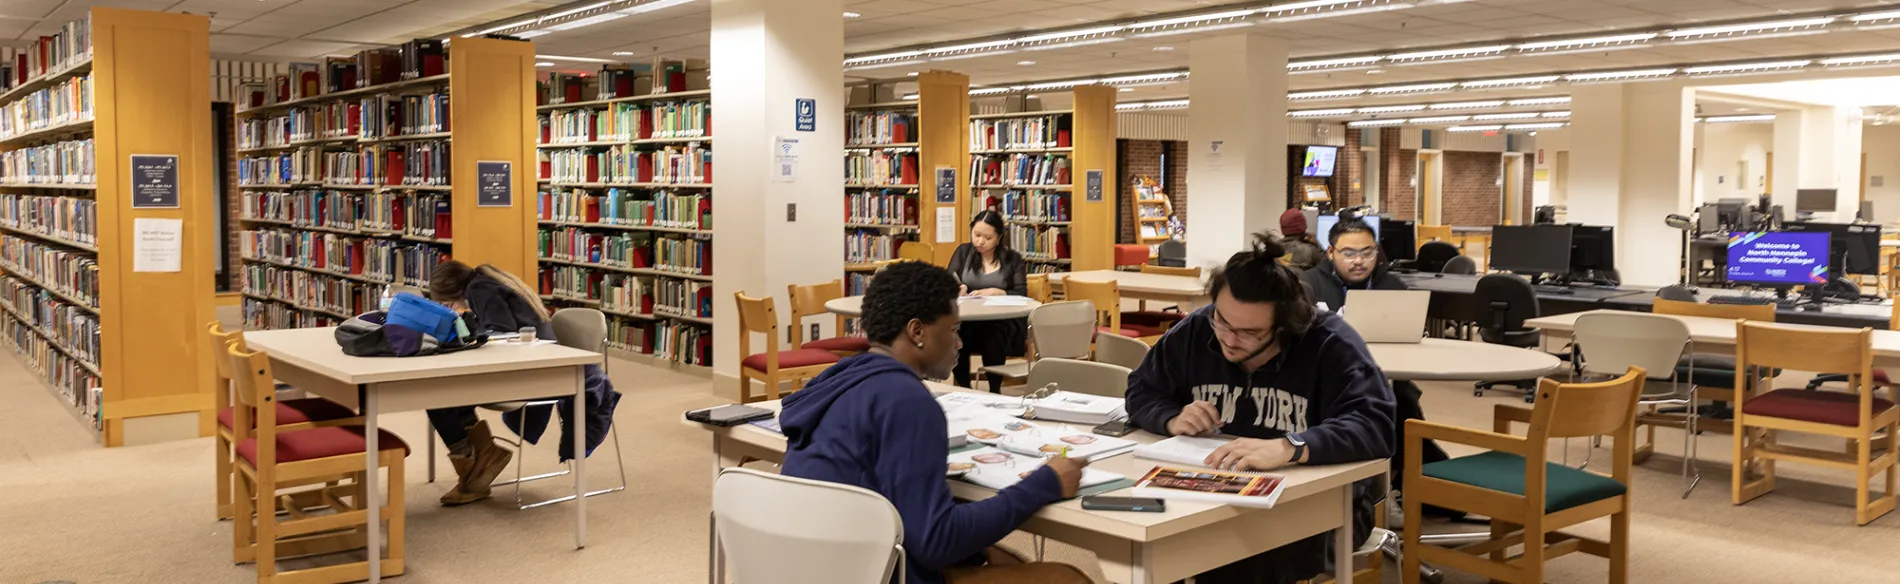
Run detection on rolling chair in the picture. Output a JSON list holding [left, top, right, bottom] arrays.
[[1414, 242, 1461, 274], [1473, 274, 1544, 402], [1440, 255, 1478, 275]]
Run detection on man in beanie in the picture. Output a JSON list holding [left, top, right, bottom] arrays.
[[1278, 208, 1326, 271]]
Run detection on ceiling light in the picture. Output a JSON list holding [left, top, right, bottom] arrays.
[[902, 94, 919, 100], [1288, 55, 1383, 70], [1152, 46, 1174, 52], [970, 88, 1012, 96], [1821, 53, 1900, 66], [1736, 108, 1750, 112], [1016, 60, 1036, 66], [843, 11, 861, 18], [541, 1, 618, 21], [1021, 38, 1126, 51], [1387, 45, 1510, 62], [1348, 119, 1406, 127], [1565, 68, 1676, 82], [845, 59, 927, 71], [1366, 69, 1383, 75], [1542, 111, 1572, 118], [1131, 22, 1257, 38], [1098, 72, 1187, 85], [1703, 114, 1774, 123], [516, 30, 553, 39], [1408, 116, 1470, 124], [1119, 88, 1133, 92], [544, 12, 627, 31], [931, 50, 1016, 62], [1514, 33, 1657, 52], [1447, 125, 1503, 132], [1509, 97, 1571, 106], [619, 0, 700, 15], [1288, 88, 1366, 100], [1682, 60, 1810, 75], [927, 40, 1016, 55], [1429, 100, 1505, 110], [1116, 99, 1191, 111], [1289, 108, 1356, 117], [1505, 123, 1566, 130], [1357, 105, 1427, 114], [611, 51, 635, 56], [1460, 75, 1561, 89], [1261, 0, 1367, 11], [1367, 82, 1456, 94], [536, 62, 554, 67], [845, 51, 922, 65], [1850, 10, 1900, 22], [467, 18, 539, 37], [906, 71, 919, 77], [538, 54, 619, 63], [1016, 26, 1124, 44], [1024, 80, 1083, 90], [1128, 9, 1258, 30], [1272, 2, 1415, 22], [1472, 113, 1541, 121], [1665, 17, 1834, 40]]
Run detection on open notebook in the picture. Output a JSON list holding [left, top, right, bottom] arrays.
[[949, 446, 1124, 491]]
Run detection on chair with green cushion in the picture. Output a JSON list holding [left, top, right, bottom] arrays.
[[1402, 368, 1645, 584]]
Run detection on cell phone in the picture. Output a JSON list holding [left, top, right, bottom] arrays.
[[1092, 420, 1135, 437], [1081, 496, 1166, 513]]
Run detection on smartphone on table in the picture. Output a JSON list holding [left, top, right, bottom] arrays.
[[1092, 419, 1135, 437], [1081, 496, 1166, 512]]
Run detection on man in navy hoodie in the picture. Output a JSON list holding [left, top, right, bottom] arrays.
[[779, 261, 1092, 584], [1126, 232, 1397, 584]]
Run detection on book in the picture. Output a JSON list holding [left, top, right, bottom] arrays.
[[991, 427, 1136, 463], [1025, 390, 1126, 425], [949, 446, 1123, 491], [1132, 435, 1233, 467], [1129, 465, 1287, 508]]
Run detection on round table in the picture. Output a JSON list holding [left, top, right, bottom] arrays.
[[823, 296, 1041, 321], [1367, 338, 1564, 382]]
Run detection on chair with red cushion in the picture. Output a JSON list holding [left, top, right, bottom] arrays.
[[1121, 265, 1200, 337], [1733, 320, 1899, 525], [207, 322, 359, 522], [1065, 278, 1141, 339], [787, 279, 870, 357], [225, 339, 407, 582], [1113, 244, 1149, 269], [737, 291, 841, 403]]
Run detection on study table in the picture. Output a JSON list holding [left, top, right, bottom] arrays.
[[824, 295, 1041, 320], [242, 327, 603, 582], [687, 381, 1384, 584], [1395, 272, 1892, 329], [1526, 309, 1900, 369], [1050, 270, 1209, 310], [1365, 339, 1565, 382]]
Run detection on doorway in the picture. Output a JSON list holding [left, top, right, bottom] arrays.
[[1418, 150, 1443, 225], [1503, 153, 1525, 225]]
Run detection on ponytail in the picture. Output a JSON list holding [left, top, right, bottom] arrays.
[[1207, 231, 1317, 346]]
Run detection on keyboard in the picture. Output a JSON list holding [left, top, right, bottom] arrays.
[[1534, 285, 1576, 295], [1706, 295, 1775, 306]]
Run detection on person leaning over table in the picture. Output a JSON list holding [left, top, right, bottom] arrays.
[[1278, 209, 1326, 272], [1125, 232, 1397, 584], [945, 209, 1030, 393], [779, 261, 1093, 584]]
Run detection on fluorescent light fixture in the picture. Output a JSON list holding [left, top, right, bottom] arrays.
[[970, 87, 1014, 96], [902, 94, 919, 100], [1152, 46, 1175, 52], [1820, 53, 1900, 66], [844, 59, 927, 72], [843, 11, 861, 18], [1016, 26, 1124, 43], [536, 62, 554, 67], [468, 18, 539, 37], [1367, 82, 1456, 94], [1017, 60, 1037, 66], [907, 72, 920, 77], [516, 30, 553, 39], [619, 0, 700, 15], [1665, 17, 1834, 39], [1262, 0, 1366, 12], [1128, 9, 1258, 29], [1131, 22, 1256, 38], [1447, 125, 1503, 132], [1288, 88, 1366, 99], [1542, 111, 1572, 118], [1272, 3, 1415, 22], [1408, 116, 1471, 124], [1357, 105, 1427, 113], [1024, 80, 1085, 90], [1460, 75, 1560, 88], [1850, 10, 1900, 22], [1682, 60, 1812, 75], [1120, 88, 1134, 92], [1387, 45, 1510, 62], [545, 12, 627, 31], [845, 51, 923, 65], [1288, 108, 1356, 117], [1505, 122, 1566, 130], [1703, 114, 1775, 123], [1565, 68, 1676, 82], [1289, 55, 1383, 69], [1428, 100, 1505, 110], [1348, 119, 1406, 127], [931, 50, 1016, 62], [542, 1, 617, 21], [1117, 99, 1191, 111], [1472, 113, 1541, 121], [926, 40, 1016, 55], [1021, 37, 1126, 51], [1514, 33, 1657, 51], [1099, 73, 1187, 85], [1509, 97, 1571, 106], [611, 51, 635, 56], [538, 54, 619, 63]]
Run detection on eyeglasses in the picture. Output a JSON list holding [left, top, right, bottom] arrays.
[[1335, 246, 1379, 262], [1211, 308, 1273, 342]]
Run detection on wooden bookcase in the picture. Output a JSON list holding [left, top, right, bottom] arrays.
[[0, 8, 216, 446], [835, 71, 967, 303], [233, 37, 537, 335], [966, 85, 1117, 272], [533, 76, 714, 370], [1131, 176, 1175, 251]]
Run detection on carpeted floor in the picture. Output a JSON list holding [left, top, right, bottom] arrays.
[[4, 349, 1900, 583]]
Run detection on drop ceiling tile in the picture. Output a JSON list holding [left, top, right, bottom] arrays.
[[209, 34, 282, 54]]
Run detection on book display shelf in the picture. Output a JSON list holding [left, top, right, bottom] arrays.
[[235, 37, 538, 336], [2, 8, 218, 446], [1131, 175, 1175, 254], [966, 86, 1117, 272], [533, 58, 713, 370]]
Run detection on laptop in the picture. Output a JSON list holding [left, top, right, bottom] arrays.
[[1340, 290, 1431, 344]]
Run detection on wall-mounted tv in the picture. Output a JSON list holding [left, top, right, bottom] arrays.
[[1302, 145, 1338, 178]]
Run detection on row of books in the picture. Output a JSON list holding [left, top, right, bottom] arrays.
[[3, 17, 90, 92], [241, 91, 451, 148], [845, 189, 918, 226], [845, 150, 917, 186], [655, 236, 712, 276], [538, 59, 694, 106], [1011, 225, 1070, 262], [0, 235, 97, 308], [846, 272, 872, 296], [324, 140, 450, 187], [240, 189, 362, 231], [653, 277, 712, 320], [649, 100, 709, 139], [845, 231, 911, 264], [0, 138, 92, 185], [537, 188, 710, 230], [600, 273, 652, 316], [540, 144, 711, 185], [360, 92, 448, 138], [248, 41, 443, 108], [242, 263, 380, 317], [1140, 222, 1170, 240], [969, 115, 1072, 151], [362, 191, 452, 240], [1, 315, 102, 429], [237, 149, 321, 185], [605, 317, 712, 366], [539, 228, 652, 268], [240, 229, 444, 287], [846, 110, 914, 146], [0, 194, 95, 246], [977, 191, 1071, 223], [2, 275, 99, 366], [971, 153, 1070, 187], [541, 103, 641, 144], [0, 74, 90, 140], [243, 297, 339, 331]]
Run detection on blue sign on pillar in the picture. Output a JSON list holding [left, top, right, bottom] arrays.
[[795, 98, 816, 132]]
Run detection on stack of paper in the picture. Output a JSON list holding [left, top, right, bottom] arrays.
[[938, 391, 1029, 418], [1028, 391, 1127, 425], [948, 446, 1124, 491], [984, 295, 1032, 306], [993, 429, 1137, 462], [1133, 435, 1233, 466]]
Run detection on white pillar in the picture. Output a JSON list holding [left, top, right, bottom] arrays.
[[711, 0, 844, 394], [1186, 34, 1288, 271], [1568, 82, 1694, 287], [1774, 106, 1864, 220]]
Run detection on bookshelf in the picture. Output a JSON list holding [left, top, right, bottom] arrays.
[[966, 86, 1116, 272], [533, 64, 713, 370], [234, 38, 537, 337], [0, 8, 218, 446], [1131, 175, 1175, 253], [842, 96, 922, 295]]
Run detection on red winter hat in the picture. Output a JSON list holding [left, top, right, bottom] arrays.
[[1279, 209, 1308, 237]]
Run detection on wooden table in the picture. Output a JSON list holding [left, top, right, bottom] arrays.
[[1528, 309, 1900, 368], [824, 295, 1041, 320], [243, 328, 603, 582], [1366, 339, 1566, 381], [1051, 270, 1209, 309], [689, 381, 1384, 584]]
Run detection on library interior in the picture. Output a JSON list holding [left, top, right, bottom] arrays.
[[14, 0, 1900, 583]]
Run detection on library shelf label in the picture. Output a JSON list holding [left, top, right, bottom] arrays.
[[129, 154, 179, 208]]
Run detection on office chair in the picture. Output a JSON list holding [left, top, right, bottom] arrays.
[[1472, 274, 1543, 402], [1415, 242, 1461, 273], [1156, 239, 1187, 268], [1440, 255, 1478, 275]]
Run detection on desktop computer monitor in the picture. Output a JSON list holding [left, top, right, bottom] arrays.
[[1860, 200, 1876, 222], [1796, 189, 1838, 213], [1726, 231, 1829, 286], [1381, 219, 1417, 261], [1782, 221, 1881, 275], [1569, 225, 1615, 272], [1490, 224, 1574, 276], [1315, 214, 1381, 250]]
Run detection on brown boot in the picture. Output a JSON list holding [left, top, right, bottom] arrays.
[[439, 420, 513, 506], [439, 455, 482, 506]]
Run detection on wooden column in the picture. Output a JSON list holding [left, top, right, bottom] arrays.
[[916, 71, 970, 265], [449, 38, 539, 280], [1069, 85, 1118, 271]]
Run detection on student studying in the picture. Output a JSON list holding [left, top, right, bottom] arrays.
[[946, 210, 1031, 393]]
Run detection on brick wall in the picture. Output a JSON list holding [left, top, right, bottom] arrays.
[[1340, 128, 1364, 208], [222, 103, 239, 292], [1441, 151, 1502, 227], [1117, 139, 1188, 243], [1380, 127, 1418, 221]]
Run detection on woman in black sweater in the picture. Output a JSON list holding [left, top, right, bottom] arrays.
[[946, 210, 1029, 392]]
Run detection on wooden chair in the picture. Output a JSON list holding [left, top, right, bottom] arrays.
[[1418, 225, 1454, 245], [787, 279, 870, 357], [1123, 265, 1201, 336], [1063, 278, 1139, 340], [735, 291, 841, 403], [1732, 321, 1899, 525], [209, 321, 358, 521], [1026, 274, 1053, 304], [1647, 298, 1775, 437], [226, 340, 408, 582], [898, 241, 935, 262], [1403, 368, 1645, 584]]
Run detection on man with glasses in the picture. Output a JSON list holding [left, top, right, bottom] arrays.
[[1124, 232, 1395, 584], [1300, 217, 1406, 313]]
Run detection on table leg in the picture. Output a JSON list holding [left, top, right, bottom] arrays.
[[574, 367, 588, 550], [364, 385, 381, 583], [1334, 485, 1352, 584], [1130, 542, 1155, 584], [709, 434, 726, 584]]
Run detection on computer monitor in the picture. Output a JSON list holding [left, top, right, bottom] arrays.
[[1490, 225, 1574, 276], [1302, 146, 1338, 178], [1782, 221, 1881, 276], [1726, 231, 1830, 286], [1381, 219, 1417, 261], [1717, 197, 1750, 229], [1315, 214, 1381, 250], [1569, 225, 1615, 272], [1860, 200, 1876, 222], [1796, 189, 1838, 213]]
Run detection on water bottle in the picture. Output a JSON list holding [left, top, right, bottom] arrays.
[[378, 288, 394, 312]]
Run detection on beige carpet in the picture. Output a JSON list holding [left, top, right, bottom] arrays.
[[4, 351, 1900, 584]]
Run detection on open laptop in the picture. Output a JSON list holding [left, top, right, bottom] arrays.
[[1340, 290, 1432, 343]]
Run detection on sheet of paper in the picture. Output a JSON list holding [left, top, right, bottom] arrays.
[[132, 217, 182, 272], [773, 136, 799, 182], [935, 207, 956, 243], [984, 295, 1031, 306]]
